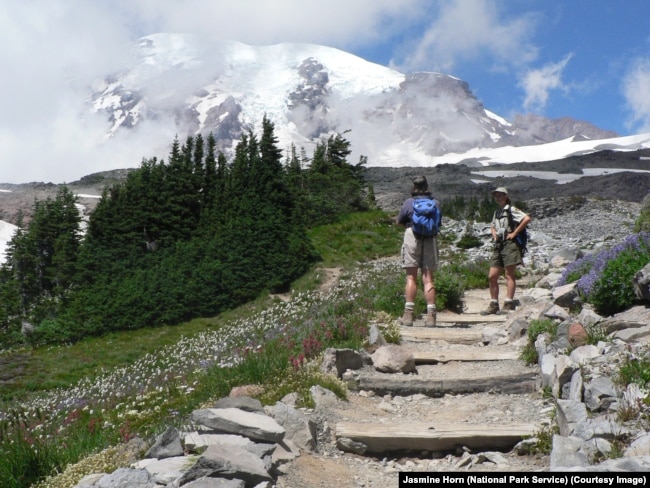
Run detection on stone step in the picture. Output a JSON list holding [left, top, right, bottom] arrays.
[[353, 371, 538, 397], [335, 421, 537, 454], [411, 348, 521, 364]]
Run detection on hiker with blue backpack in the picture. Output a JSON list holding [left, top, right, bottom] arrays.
[[481, 187, 532, 315], [396, 175, 442, 327]]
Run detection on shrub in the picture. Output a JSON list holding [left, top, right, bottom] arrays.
[[456, 234, 482, 249], [617, 355, 650, 389], [633, 194, 650, 233], [557, 232, 650, 315], [434, 270, 465, 312], [520, 319, 557, 365]]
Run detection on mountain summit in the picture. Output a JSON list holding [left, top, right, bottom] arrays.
[[91, 33, 617, 167]]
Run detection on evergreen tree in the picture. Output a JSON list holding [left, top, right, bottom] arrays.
[[3, 186, 81, 321]]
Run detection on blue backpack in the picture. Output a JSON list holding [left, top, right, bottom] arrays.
[[411, 197, 442, 237]]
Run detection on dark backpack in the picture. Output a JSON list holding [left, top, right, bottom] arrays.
[[411, 197, 442, 238], [506, 207, 529, 256]]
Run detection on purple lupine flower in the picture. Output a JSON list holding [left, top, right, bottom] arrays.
[[570, 233, 650, 298]]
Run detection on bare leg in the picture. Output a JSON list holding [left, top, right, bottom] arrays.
[[422, 268, 436, 305], [488, 266, 501, 301], [405, 267, 418, 303], [504, 264, 517, 299]]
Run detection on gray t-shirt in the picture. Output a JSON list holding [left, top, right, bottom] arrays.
[[491, 204, 528, 233]]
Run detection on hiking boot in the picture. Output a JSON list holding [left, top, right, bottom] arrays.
[[400, 308, 414, 326], [425, 310, 437, 327], [501, 301, 516, 313], [480, 301, 500, 315]]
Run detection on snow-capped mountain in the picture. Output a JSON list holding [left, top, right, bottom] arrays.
[[91, 33, 627, 168]]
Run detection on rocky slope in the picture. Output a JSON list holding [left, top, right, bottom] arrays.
[[1, 148, 649, 228]]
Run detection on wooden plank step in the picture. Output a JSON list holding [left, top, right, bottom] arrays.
[[436, 312, 506, 324], [412, 348, 520, 363], [336, 421, 537, 453], [400, 327, 485, 344], [355, 371, 537, 397]]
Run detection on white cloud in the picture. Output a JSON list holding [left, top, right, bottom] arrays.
[[623, 58, 650, 132], [0, 0, 423, 183], [399, 0, 538, 73], [520, 54, 573, 112]]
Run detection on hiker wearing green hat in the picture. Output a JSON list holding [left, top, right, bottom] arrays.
[[481, 187, 532, 315]]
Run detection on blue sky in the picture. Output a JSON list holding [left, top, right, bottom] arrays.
[[352, 0, 650, 136], [1, 0, 650, 183]]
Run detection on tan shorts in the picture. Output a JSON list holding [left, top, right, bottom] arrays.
[[489, 239, 522, 268], [401, 228, 439, 270]]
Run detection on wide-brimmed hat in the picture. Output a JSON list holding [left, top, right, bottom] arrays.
[[492, 187, 508, 195]]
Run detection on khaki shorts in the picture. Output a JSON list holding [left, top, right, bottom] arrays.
[[489, 239, 522, 268], [401, 228, 439, 270]]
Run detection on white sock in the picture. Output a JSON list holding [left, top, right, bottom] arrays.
[[427, 304, 436, 313], [405, 302, 415, 310]]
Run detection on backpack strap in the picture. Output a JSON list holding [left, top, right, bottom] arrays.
[[506, 206, 516, 232]]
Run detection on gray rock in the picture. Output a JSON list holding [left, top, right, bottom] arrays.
[[191, 408, 285, 443], [584, 376, 618, 412], [270, 402, 317, 452], [144, 426, 184, 459], [507, 318, 529, 343], [183, 478, 246, 488], [544, 305, 571, 321], [569, 345, 600, 365], [368, 324, 387, 347], [309, 385, 341, 409], [568, 370, 583, 402], [184, 432, 274, 458], [370, 345, 416, 374], [552, 283, 580, 309], [550, 248, 584, 267], [555, 399, 588, 437], [321, 348, 365, 377], [96, 468, 156, 488], [133, 456, 194, 485], [576, 307, 604, 328], [215, 396, 265, 414], [612, 325, 650, 343], [625, 434, 650, 457], [336, 437, 368, 455], [178, 444, 272, 487], [550, 435, 590, 471], [602, 306, 650, 333], [573, 416, 632, 442]]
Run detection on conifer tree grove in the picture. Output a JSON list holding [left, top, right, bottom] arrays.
[[0, 121, 368, 347]]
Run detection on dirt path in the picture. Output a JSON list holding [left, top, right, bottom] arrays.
[[276, 275, 551, 487]]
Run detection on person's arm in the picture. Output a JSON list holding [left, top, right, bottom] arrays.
[[396, 200, 411, 227], [506, 210, 531, 241]]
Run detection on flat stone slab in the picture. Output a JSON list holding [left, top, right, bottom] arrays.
[[411, 348, 520, 363], [355, 371, 538, 397], [336, 422, 537, 453]]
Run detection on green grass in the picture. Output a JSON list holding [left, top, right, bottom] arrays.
[[307, 210, 403, 267], [520, 319, 558, 365], [617, 355, 650, 389]]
